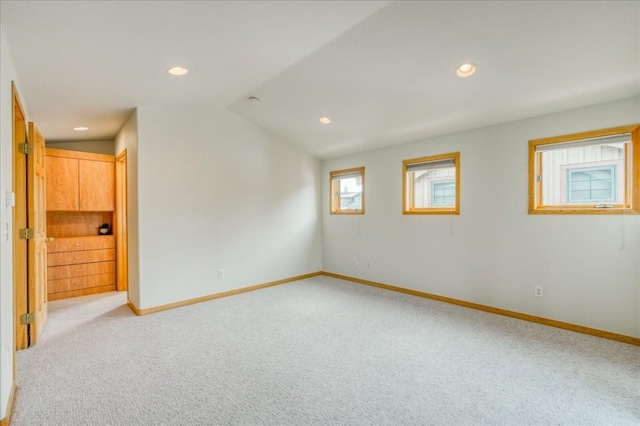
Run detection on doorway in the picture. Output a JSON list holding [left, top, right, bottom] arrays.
[[13, 83, 129, 353]]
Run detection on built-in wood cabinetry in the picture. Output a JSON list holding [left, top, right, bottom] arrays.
[[47, 236, 116, 301], [45, 148, 117, 301], [46, 148, 115, 212]]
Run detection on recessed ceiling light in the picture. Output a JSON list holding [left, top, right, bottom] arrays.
[[318, 117, 331, 124], [168, 66, 188, 76], [456, 63, 476, 77], [73, 126, 89, 131], [248, 96, 261, 104]]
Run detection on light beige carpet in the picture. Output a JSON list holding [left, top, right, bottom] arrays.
[[11, 276, 640, 425]]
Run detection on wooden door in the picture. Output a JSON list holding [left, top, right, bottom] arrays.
[[27, 122, 48, 344], [79, 160, 115, 211], [13, 83, 28, 351]]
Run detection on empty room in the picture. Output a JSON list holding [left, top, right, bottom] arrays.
[[0, 1, 639, 425]]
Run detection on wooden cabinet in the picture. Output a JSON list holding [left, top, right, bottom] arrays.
[[46, 156, 79, 210], [79, 159, 115, 211], [45, 148, 118, 301], [47, 236, 115, 301], [45, 148, 115, 212]]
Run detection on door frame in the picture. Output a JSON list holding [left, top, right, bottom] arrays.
[[115, 149, 128, 292]]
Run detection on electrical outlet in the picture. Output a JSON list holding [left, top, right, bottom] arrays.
[[218, 269, 224, 279], [534, 285, 543, 297], [352, 258, 358, 267], [367, 260, 372, 269]]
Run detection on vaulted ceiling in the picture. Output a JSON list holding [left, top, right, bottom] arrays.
[[2, 1, 639, 158]]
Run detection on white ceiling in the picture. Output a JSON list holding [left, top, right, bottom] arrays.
[[2, 1, 639, 159]]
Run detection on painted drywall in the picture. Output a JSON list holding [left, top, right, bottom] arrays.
[[0, 24, 22, 420], [46, 140, 114, 155], [115, 112, 140, 307], [323, 96, 640, 337], [134, 107, 322, 309]]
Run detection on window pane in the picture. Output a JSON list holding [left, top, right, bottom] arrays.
[[411, 168, 456, 208], [540, 142, 623, 205], [336, 176, 362, 211]]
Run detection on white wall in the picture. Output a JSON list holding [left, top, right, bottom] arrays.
[[323, 96, 640, 337], [115, 111, 140, 307], [46, 140, 114, 155], [135, 107, 322, 309], [0, 24, 22, 420]]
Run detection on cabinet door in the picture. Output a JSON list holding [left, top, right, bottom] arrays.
[[46, 156, 79, 211], [79, 160, 115, 211]]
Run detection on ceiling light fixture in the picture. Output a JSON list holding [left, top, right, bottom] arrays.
[[456, 63, 476, 77], [168, 66, 188, 76], [318, 117, 331, 124], [248, 96, 261, 104], [73, 126, 89, 131]]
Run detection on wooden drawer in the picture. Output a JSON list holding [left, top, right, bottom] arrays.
[[48, 261, 115, 280], [47, 235, 115, 253], [48, 248, 115, 267], [48, 273, 115, 293], [48, 285, 116, 302]]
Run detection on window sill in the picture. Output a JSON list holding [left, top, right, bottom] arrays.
[[529, 206, 639, 215], [403, 209, 459, 215]]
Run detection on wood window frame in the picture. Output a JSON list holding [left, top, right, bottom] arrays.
[[528, 124, 640, 215], [402, 152, 460, 215], [330, 167, 365, 215]]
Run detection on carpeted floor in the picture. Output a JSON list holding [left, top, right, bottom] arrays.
[[11, 276, 640, 425]]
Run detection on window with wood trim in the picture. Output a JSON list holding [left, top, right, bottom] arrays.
[[403, 152, 460, 215], [330, 167, 365, 214], [529, 124, 640, 214]]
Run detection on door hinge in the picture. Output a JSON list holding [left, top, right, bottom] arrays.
[[20, 313, 35, 325], [536, 174, 541, 183], [18, 143, 33, 155], [19, 228, 34, 239]]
